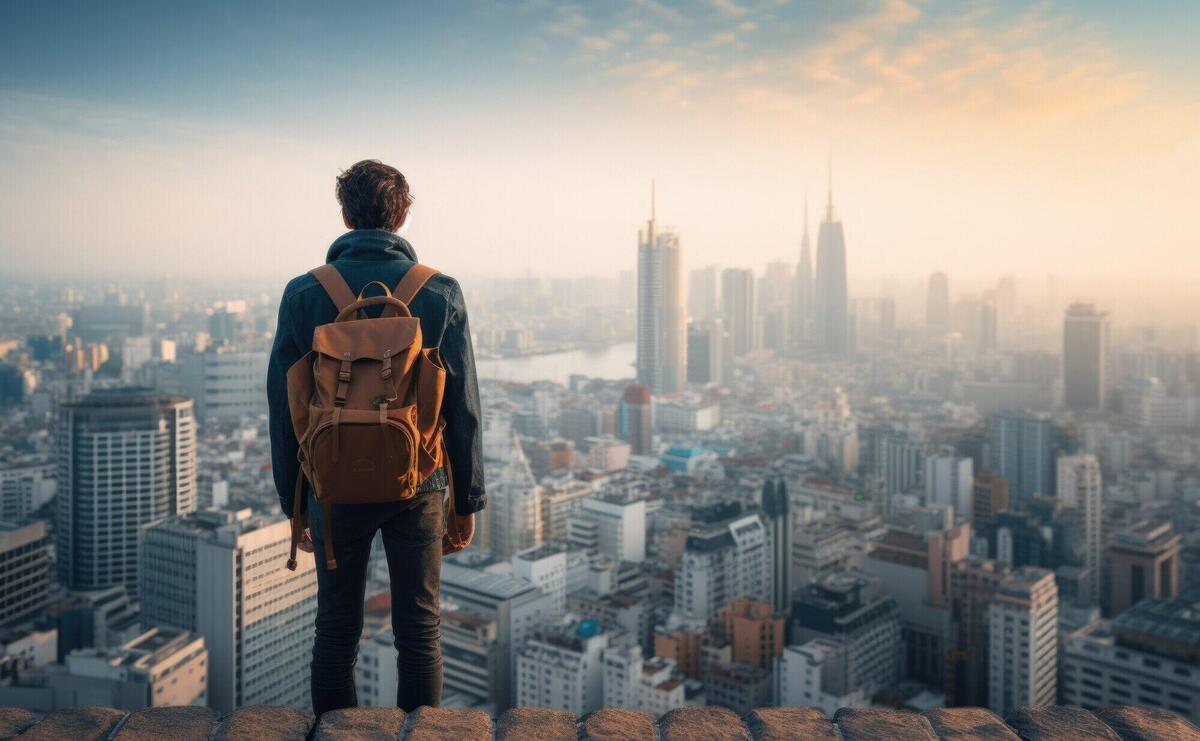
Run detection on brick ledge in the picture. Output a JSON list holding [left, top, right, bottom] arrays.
[[0, 704, 1196, 740]]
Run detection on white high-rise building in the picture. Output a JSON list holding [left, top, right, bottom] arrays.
[[57, 388, 197, 595], [636, 183, 686, 395], [570, 495, 647, 563], [721, 268, 756, 359], [140, 509, 317, 713], [516, 619, 609, 715], [1057, 453, 1103, 606], [0, 459, 56, 522], [481, 414, 543, 559], [925, 450, 974, 522], [675, 512, 770, 619], [987, 567, 1058, 717], [512, 545, 568, 613], [441, 556, 557, 712], [142, 348, 268, 420]]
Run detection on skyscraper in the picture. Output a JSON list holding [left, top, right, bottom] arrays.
[[721, 268, 756, 358], [794, 195, 815, 347], [1063, 303, 1109, 412], [814, 164, 849, 356], [686, 320, 723, 385], [926, 271, 951, 333], [480, 414, 543, 560], [688, 265, 719, 322], [924, 449, 974, 522], [971, 469, 1010, 535], [676, 509, 770, 619], [759, 261, 794, 352], [140, 509, 317, 712], [636, 182, 686, 394], [56, 388, 197, 595], [1056, 453, 1102, 607], [988, 412, 1059, 506], [762, 478, 793, 613], [987, 567, 1058, 717]]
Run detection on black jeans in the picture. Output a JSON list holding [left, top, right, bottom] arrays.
[[308, 488, 444, 714]]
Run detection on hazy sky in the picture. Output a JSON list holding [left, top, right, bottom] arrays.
[[1, 0, 1198, 292]]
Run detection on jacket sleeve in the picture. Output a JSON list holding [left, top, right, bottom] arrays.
[[267, 289, 304, 519], [441, 282, 487, 514]]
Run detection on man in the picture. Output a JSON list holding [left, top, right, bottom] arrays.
[[268, 159, 486, 714]]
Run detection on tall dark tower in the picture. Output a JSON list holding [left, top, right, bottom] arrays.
[[1063, 302, 1108, 412], [814, 158, 849, 355], [762, 477, 793, 613]]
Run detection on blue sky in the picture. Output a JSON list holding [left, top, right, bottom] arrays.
[[2, 1, 1198, 294]]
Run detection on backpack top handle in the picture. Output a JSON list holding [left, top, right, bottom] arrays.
[[357, 280, 394, 301], [335, 295, 412, 322]]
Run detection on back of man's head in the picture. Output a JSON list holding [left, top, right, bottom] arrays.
[[336, 159, 413, 231]]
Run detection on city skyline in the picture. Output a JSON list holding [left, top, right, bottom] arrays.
[[3, 0, 1200, 729]]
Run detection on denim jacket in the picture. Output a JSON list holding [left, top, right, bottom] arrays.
[[267, 229, 487, 517]]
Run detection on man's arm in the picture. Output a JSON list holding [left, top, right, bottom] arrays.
[[267, 288, 304, 518], [441, 282, 486, 514]]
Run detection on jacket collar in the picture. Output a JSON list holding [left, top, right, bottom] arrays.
[[325, 229, 418, 263]]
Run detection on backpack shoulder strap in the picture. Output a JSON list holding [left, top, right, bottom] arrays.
[[309, 264, 356, 312], [393, 263, 440, 306]]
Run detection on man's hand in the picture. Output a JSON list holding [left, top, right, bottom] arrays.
[[443, 512, 475, 555], [297, 528, 314, 553]]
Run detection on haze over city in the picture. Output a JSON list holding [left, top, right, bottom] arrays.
[[2, 1, 1200, 737], [2, 1, 1198, 309]]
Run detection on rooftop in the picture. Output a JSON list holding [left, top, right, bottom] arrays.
[[1111, 520, 1181, 552], [64, 386, 191, 409], [0, 704, 1191, 741], [1115, 593, 1200, 654]]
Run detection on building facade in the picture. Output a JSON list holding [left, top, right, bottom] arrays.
[[987, 567, 1058, 717], [636, 192, 686, 395], [56, 389, 197, 595], [0, 520, 50, 624], [140, 509, 317, 713], [1063, 303, 1108, 413]]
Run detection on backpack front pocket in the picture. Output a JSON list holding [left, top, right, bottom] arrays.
[[304, 406, 421, 505]]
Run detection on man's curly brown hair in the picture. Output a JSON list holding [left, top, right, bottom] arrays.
[[335, 160, 414, 231]]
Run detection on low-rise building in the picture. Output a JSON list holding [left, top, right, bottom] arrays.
[[1061, 595, 1200, 723], [0, 628, 206, 711]]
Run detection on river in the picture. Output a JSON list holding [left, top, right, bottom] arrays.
[[477, 341, 635, 386]]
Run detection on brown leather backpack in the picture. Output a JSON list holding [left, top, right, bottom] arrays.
[[284, 262, 449, 571]]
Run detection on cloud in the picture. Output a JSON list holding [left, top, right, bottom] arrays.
[[710, 0, 748, 16]]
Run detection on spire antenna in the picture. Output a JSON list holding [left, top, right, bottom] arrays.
[[826, 147, 834, 221], [804, 184, 809, 233], [651, 177, 656, 223]]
